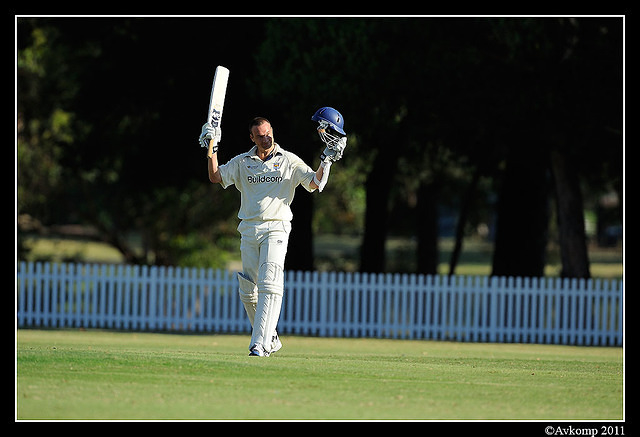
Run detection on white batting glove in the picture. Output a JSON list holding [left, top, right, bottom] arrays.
[[199, 122, 221, 151], [320, 136, 347, 162]]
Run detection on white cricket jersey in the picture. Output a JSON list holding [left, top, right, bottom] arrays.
[[218, 143, 316, 221]]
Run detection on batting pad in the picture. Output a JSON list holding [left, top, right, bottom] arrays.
[[251, 292, 283, 352], [257, 262, 284, 296], [237, 272, 258, 326]]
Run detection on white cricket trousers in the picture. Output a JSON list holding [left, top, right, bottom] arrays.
[[237, 220, 291, 352]]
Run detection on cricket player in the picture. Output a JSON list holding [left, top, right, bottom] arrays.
[[199, 107, 347, 356]]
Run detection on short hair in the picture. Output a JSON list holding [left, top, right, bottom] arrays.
[[249, 117, 271, 134]]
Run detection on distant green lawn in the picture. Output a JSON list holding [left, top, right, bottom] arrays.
[[22, 234, 623, 279], [16, 329, 623, 421]]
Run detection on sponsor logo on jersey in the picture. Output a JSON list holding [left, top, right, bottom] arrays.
[[247, 174, 283, 184]]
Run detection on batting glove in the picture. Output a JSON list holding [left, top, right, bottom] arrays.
[[320, 136, 347, 162], [199, 122, 221, 151]]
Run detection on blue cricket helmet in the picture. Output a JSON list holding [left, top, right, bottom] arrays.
[[311, 107, 346, 135]]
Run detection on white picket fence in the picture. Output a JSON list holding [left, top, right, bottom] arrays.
[[16, 261, 623, 346]]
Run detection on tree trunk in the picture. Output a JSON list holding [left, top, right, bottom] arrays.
[[287, 195, 314, 272], [360, 151, 398, 273], [448, 167, 481, 276], [491, 146, 550, 278], [549, 149, 591, 278], [415, 179, 439, 275]]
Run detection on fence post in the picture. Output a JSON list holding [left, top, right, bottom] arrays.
[[16, 261, 623, 346]]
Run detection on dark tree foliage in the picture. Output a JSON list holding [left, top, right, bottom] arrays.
[[17, 17, 623, 277]]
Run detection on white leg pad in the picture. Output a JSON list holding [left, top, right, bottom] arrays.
[[250, 292, 283, 353], [257, 261, 285, 296], [237, 272, 258, 327], [251, 260, 285, 352]]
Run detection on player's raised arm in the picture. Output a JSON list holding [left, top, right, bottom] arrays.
[[207, 149, 222, 184], [199, 122, 222, 184], [310, 107, 347, 192]]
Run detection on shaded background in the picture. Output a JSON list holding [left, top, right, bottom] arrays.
[[16, 16, 623, 278]]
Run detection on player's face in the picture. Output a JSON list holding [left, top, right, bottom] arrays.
[[250, 122, 274, 151]]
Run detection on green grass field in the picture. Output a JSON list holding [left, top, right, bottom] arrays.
[[22, 234, 623, 279], [16, 329, 623, 421]]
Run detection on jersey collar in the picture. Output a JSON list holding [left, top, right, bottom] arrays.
[[246, 143, 282, 161]]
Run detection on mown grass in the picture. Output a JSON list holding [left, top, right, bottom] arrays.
[[16, 329, 623, 421], [22, 235, 623, 279]]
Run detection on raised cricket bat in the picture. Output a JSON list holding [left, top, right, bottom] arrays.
[[206, 65, 229, 158]]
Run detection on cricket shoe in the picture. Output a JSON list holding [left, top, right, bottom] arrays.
[[270, 334, 282, 354], [249, 344, 269, 357]]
